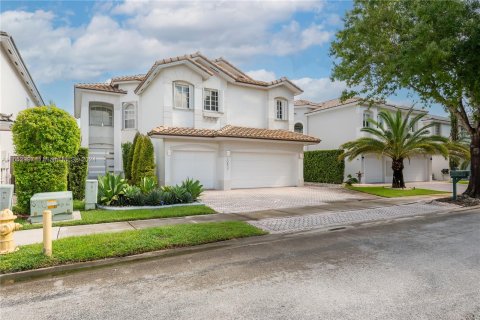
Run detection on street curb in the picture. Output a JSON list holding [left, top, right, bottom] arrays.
[[1, 202, 478, 283]]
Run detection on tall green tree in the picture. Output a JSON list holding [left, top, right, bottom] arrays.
[[126, 132, 140, 182], [331, 0, 480, 196], [340, 110, 448, 188]]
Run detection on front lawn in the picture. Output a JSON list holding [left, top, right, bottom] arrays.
[[0, 221, 266, 274], [347, 186, 449, 198], [16, 205, 216, 230]]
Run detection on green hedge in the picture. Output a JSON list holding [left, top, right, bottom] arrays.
[[14, 160, 69, 213], [68, 147, 89, 200], [304, 150, 345, 184]]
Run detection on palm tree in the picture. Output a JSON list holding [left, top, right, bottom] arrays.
[[340, 109, 449, 188], [448, 131, 471, 170]]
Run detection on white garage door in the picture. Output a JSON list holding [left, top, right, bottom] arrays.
[[231, 152, 296, 189], [385, 157, 428, 182], [403, 158, 428, 182], [364, 156, 384, 183], [171, 151, 216, 189]]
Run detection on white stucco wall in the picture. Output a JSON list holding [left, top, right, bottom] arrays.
[[0, 47, 38, 157]]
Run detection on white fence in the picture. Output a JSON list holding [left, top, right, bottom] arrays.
[[88, 148, 115, 179], [0, 151, 11, 184]]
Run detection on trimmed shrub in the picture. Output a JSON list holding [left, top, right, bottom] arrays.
[[181, 178, 204, 201], [131, 135, 156, 185], [145, 189, 162, 206], [126, 132, 140, 182], [12, 105, 81, 213], [137, 135, 156, 182], [304, 150, 345, 184], [68, 147, 89, 200], [14, 160, 69, 213], [121, 142, 132, 178], [12, 105, 80, 157], [130, 135, 144, 184]]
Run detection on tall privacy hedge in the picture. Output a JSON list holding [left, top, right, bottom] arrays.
[[131, 135, 155, 185], [68, 147, 89, 200], [14, 161, 69, 213], [12, 105, 81, 213], [304, 150, 345, 184]]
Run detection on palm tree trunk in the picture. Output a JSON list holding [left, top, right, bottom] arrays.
[[392, 158, 405, 188]]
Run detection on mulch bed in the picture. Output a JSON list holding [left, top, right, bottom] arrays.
[[436, 195, 480, 207]]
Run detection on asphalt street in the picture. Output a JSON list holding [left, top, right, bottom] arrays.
[[1, 210, 479, 320]]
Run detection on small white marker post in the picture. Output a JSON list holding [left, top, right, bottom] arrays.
[[42, 210, 52, 257]]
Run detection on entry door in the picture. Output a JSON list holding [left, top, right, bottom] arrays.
[[171, 150, 216, 189]]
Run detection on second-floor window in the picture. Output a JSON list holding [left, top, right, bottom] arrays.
[[204, 88, 219, 111], [276, 98, 287, 120], [433, 123, 441, 136], [90, 105, 113, 127], [363, 111, 372, 128], [123, 103, 136, 129], [376, 114, 384, 128], [174, 82, 192, 109]]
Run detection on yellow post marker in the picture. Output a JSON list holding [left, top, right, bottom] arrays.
[[42, 210, 52, 257]]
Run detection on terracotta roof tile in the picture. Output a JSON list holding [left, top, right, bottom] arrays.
[[111, 74, 145, 82], [75, 83, 127, 94], [149, 125, 320, 143]]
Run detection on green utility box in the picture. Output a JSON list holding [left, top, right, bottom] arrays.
[[0, 184, 14, 210], [29, 191, 73, 223]]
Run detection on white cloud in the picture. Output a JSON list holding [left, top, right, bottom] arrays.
[[0, 1, 330, 83], [292, 77, 348, 102], [246, 69, 277, 82]]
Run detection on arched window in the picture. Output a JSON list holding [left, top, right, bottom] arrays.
[[294, 122, 303, 133], [123, 103, 136, 129], [90, 105, 113, 126]]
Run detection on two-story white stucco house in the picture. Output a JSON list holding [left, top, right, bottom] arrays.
[[0, 31, 45, 183], [74, 52, 320, 189], [294, 98, 451, 183]]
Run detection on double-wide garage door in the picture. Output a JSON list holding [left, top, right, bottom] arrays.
[[231, 152, 296, 189], [171, 150, 297, 189]]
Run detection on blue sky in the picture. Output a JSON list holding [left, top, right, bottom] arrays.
[[1, 0, 446, 116]]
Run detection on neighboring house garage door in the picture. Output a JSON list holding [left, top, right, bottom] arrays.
[[171, 151, 216, 189], [231, 152, 296, 189], [386, 157, 428, 182]]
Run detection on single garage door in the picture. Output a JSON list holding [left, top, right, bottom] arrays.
[[171, 151, 216, 189], [403, 157, 428, 182], [231, 152, 296, 189], [385, 157, 428, 182]]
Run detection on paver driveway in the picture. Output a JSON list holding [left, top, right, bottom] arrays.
[[200, 185, 372, 213]]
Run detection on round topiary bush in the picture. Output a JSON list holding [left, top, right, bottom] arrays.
[[12, 105, 81, 213], [12, 105, 80, 157]]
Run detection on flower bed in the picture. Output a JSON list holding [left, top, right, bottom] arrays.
[[98, 173, 204, 208], [97, 201, 205, 211]]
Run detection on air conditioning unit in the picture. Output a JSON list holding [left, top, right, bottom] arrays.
[[30, 191, 73, 223], [0, 184, 14, 210], [85, 180, 98, 210]]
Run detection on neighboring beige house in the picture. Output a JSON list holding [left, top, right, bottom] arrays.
[[0, 31, 45, 183], [74, 52, 319, 189], [294, 98, 451, 183]]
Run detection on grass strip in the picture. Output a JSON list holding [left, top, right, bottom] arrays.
[[16, 205, 216, 230], [0, 221, 266, 274], [347, 186, 449, 198]]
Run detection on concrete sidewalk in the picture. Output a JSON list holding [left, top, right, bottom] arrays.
[[14, 195, 453, 246]]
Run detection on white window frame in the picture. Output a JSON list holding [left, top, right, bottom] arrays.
[[433, 123, 441, 136], [173, 82, 192, 109], [89, 105, 113, 127], [204, 88, 219, 112], [363, 111, 372, 128], [376, 114, 384, 128], [275, 98, 288, 120], [122, 103, 137, 130]]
